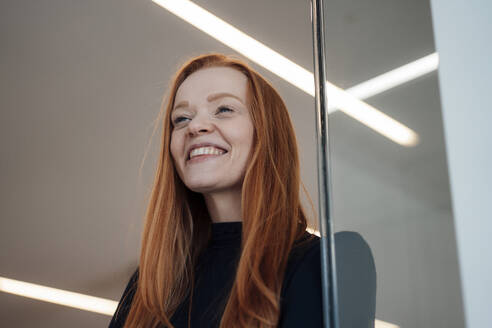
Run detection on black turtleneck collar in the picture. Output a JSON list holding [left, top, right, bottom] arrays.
[[209, 221, 242, 249]]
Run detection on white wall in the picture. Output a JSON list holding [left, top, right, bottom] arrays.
[[430, 1, 492, 327]]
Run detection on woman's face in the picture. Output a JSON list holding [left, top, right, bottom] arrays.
[[170, 66, 255, 195]]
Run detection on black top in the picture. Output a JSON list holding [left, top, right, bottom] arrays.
[[109, 222, 376, 328]]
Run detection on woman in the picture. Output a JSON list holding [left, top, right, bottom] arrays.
[[109, 53, 376, 328]]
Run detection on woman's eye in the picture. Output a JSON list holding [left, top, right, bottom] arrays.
[[217, 106, 233, 114], [173, 116, 189, 125]]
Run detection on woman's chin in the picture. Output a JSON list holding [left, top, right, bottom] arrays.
[[185, 182, 220, 194], [185, 182, 242, 196]]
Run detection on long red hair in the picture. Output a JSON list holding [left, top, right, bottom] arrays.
[[123, 53, 313, 328]]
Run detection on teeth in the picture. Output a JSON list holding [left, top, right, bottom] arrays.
[[189, 146, 226, 159]]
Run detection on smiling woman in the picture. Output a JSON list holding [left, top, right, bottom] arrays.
[[170, 66, 254, 214], [108, 53, 375, 328]]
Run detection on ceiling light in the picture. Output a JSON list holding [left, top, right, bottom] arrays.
[[1, 273, 400, 327], [151, 0, 420, 147], [347, 53, 439, 100], [0, 276, 118, 316], [375, 319, 401, 328], [327, 83, 419, 146]]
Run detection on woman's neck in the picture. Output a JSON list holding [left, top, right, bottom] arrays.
[[203, 190, 243, 223]]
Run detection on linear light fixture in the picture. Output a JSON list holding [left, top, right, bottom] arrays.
[[1, 274, 399, 328], [151, 0, 426, 147], [346, 53, 439, 100], [375, 319, 401, 328], [0, 276, 118, 316]]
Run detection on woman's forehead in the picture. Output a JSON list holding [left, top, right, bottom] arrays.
[[174, 66, 249, 104]]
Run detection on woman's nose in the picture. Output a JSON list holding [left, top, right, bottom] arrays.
[[187, 114, 214, 136]]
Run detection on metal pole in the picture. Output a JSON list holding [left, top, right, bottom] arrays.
[[310, 1, 340, 328]]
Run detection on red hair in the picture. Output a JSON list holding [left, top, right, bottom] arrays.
[[123, 53, 314, 327]]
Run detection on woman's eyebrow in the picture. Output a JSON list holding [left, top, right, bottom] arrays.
[[173, 92, 244, 111], [207, 92, 244, 104], [173, 101, 188, 111]]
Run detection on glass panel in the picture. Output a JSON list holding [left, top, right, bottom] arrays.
[[320, 1, 465, 327]]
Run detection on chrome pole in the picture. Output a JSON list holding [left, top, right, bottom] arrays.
[[310, 1, 339, 327]]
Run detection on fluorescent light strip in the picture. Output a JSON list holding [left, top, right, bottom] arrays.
[[1, 275, 400, 328], [375, 319, 401, 328], [327, 85, 419, 146], [153, 0, 314, 95], [325, 53, 438, 146], [306, 229, 402, 328], [346, 53, 439, 100], [152, 0, 419, 147], [0, 276, 118, 316], [307, 227, 321, 237]]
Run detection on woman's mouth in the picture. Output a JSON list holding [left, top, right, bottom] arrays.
[[187, 146, 228, 162]]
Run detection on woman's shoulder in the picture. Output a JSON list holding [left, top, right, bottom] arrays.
[[287, 230, 374, 270], [282, 230, 376, 302], [287, 230, 372, 271], [280, 230, 376, 328], [281, 231, 321, 295]]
